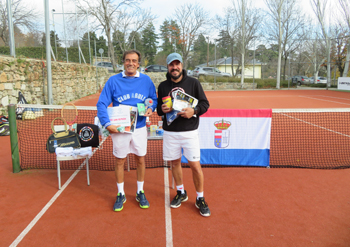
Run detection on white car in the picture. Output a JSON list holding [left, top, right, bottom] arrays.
[[310, 76, 327, 84], [193, 67, 231, 78]]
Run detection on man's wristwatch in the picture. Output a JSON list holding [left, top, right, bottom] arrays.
[[193, 106, 199, 115]]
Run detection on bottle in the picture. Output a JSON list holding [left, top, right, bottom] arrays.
[[146, 117, 151, 132], [144, 98, 153, 109]]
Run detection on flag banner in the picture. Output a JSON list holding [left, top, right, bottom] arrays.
[[183, 109, 272, 166]]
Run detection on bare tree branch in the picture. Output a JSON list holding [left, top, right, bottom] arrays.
[[173, 3, 208, 68]]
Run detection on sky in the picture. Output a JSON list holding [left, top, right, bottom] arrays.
[[29, 0, 317, 45], [32, 0, 268, 39]]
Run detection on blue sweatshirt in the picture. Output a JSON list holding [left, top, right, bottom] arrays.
[[96, 72, 158, 129]]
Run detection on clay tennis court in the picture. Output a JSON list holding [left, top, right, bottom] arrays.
[[1, 89, 350, 247]]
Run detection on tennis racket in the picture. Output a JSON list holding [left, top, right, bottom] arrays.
[[61, 103, 78, 131]]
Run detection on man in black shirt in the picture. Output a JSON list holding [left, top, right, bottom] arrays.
[[157, 53, 211, 217]]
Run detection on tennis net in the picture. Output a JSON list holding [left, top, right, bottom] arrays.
[[14, 105, 350, 170]]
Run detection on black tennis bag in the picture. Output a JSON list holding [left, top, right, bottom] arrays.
[[46, 117, 81, 153], [76, 123, 99, 147]]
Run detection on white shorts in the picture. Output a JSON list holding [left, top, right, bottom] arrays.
[[163, 130, 200, 162], [110, 127, 147, 158]]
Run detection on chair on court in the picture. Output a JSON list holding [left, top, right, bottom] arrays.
[[56, 154, 90, 190]]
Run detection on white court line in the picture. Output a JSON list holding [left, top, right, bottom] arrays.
[[10, 138, 107, 247], [315, 95, 350, 101], [278, 113, 350, 138], [299, 95, 350, 106], [164, 167, 173, 247], [9, 162, 85, 247]]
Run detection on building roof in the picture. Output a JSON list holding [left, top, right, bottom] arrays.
[[197, 57, 261, 67]]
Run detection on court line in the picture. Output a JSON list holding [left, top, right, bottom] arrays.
[[164, 167, 173, 247], [278, 113, 350, 138], [9, 162, 86, 247], [9, 138, 109, 247], [299, 95, 350, 106], [316, 95, 350, 101]]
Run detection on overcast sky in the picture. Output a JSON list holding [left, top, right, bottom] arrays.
[[30, 0, 316, 43], [33, 0, 268, 35]]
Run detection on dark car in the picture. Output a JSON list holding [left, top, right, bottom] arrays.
[[144, 65, 167, 72], [292, 76, 310, 86]]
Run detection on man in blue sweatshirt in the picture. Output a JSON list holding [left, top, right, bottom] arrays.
[[96, 50, 157, 212]]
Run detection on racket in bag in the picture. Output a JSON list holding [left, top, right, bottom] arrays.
[[46, 117, 81, 153], [76, 123, 99, 147]]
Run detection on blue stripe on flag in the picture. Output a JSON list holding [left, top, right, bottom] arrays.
[[199, 149, 270, 166]]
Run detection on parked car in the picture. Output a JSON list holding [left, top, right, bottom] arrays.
[[187, 70, 193, 76], [95, 62, 123, 73], [193, 67, 231, 78], [144, 65, 167, 72], [309, 76, 327, 84], [291, 76, 311, 85]]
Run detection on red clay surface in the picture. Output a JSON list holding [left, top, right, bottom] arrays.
[[1, 89, 350, 247]]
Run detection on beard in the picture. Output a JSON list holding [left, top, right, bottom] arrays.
[[170, 69, 183, 80]]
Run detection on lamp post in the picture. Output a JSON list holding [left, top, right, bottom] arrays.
[[52, 9, 58, 59], [253, 38, 255, 90], [224, 56, 227, 73], [207, 36, 209, 66]]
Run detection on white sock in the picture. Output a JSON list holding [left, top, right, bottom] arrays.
[[117, 182, 124, 195], [196, 191, 203, 199], [176, 184, 185, 194], [137, 181, 144, 193]]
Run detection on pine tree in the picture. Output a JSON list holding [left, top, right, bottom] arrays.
[[141, 22, 158, 65]]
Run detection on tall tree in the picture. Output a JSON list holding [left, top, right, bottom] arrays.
[[127, 31, 142, 51], [112, 8, 156, 55], [173, 3, 208, 68], [24, 31, 42, 47], [81, 32, 108, 58], [74, 0, 140, 72], [265, 0, 286, 89], [331, 28, 349, 76], [192, 34, 208, 66], [337, 0, 350, 76], [265, 0, 306, 80], [310, 0, 332, 87], [42, 31, 61, 47], [215, 13, 240, 77], [0, 0, 39, 45], [113, 30, 125, 64], [159, 19, 180, 55], [141, 22, 158, 65]]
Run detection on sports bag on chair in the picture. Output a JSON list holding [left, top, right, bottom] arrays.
[[76, 123, 99, 147], [46, 117, 81, 153]]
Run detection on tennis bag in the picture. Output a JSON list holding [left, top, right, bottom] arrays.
[[46, 117, 81, 153], [76, 123, 99, 147]]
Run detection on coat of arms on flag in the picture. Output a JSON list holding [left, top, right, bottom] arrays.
[[214, 119, 231, 148]]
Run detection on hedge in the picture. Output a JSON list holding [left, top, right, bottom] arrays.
[[0, 46, 93, 64]]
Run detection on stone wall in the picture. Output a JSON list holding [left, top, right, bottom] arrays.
[[0, 55, 109, 116], [0, 60, 255, 116], [145, 72, 256, 90]]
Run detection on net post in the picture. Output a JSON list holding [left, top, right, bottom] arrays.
[[8, 104, 21, 173]]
